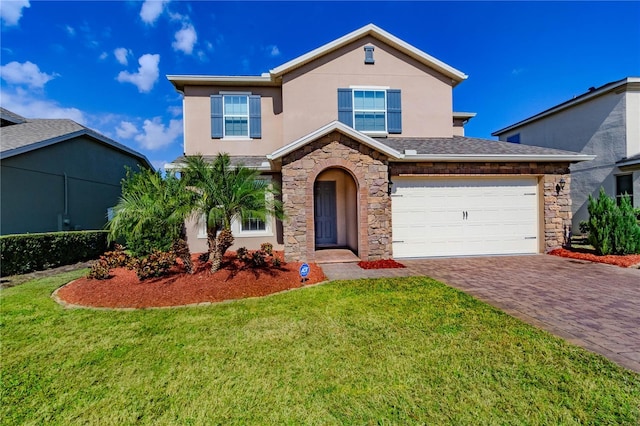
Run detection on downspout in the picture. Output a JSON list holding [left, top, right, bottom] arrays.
[[64, 173, 68, 215]]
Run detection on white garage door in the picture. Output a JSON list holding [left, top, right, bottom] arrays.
[[392, 177, 539, 258]]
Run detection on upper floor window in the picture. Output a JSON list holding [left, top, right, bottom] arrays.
[[224, 95, 249, 137], [337, 88, 402, 134], [353, 90, 386, 132], [210, 94, 261, 139]]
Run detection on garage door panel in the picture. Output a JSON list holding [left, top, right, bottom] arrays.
[[392, 177, 539, 258]]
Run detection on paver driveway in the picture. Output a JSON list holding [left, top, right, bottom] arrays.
[[322, 255, 640, 373]]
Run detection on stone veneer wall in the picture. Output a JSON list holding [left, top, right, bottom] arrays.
[[281, 131, 391, 261], [390, 162, 572, 252]]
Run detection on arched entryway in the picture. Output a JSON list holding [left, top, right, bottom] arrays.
[[314, 168, 359, 255]]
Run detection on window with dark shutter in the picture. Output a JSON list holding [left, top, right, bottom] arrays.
[[210, 95, 223, 138], [386, 89, 402, 134], [337, 88, 353, 127]]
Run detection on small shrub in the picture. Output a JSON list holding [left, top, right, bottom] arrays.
[[250, 250, 267, 267], [130, 251, 176, 280], [101, 244, 131, 269], [236, 247, 250, 262], [272, 257, 282, 268], [88, 259, 111, 280], [260, 242, 273, 256]]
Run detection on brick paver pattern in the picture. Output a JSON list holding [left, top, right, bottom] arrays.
[[321, 254, 640, 373]]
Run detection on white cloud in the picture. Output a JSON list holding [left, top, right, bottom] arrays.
[[167, 105, 182, 117], [114, 47, 131, 66], [0, 88, 86, 124], [140, 0, 169, 25], [267, 45, 280, 57], [116, 121, 139, 139], [116, 53, 160, 93], [134, 117, 183, 150], [172, 24, 197, 55], [0, 0, 30, 26], [99, 52, 108, 61], [0, 61, 56, 88], [65, 25, 75, 36]]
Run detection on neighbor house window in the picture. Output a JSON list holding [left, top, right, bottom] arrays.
[[507, 133, 521, 144], [224, 95, 249, 137], [616, 174, 633, 205], [338, 88, 401, 134]]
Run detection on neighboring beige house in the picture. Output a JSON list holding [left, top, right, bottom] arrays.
[[0, 108, 152, 235], [493, 77, 640, 233], [168, 24, 592, 261]]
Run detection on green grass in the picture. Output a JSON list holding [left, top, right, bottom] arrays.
[[1, 271, 639, 425]]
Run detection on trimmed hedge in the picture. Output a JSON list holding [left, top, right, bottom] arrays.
[[0, 231, 109, 276]]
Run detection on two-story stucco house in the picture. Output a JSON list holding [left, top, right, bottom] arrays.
[[168, 24, 592, 261], [493, 77, 640, 233]]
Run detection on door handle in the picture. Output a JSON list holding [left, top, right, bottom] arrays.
[[462, 211, 468, 220]]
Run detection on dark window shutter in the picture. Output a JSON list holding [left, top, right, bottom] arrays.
[[210, 95, 223, 138], [337, 88, 353, 127], [249, 95, 262, 138], [387, 89, 402, 134]]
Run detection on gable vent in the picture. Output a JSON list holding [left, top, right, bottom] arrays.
[[364, 46, 375, 64]]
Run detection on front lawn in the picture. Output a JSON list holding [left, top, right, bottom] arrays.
[[2, 271, 639, 424]]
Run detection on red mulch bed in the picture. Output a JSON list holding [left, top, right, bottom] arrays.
[[358, 259, 405, 269], [549, 248, 640, 268], [56, 251, 325, 309]]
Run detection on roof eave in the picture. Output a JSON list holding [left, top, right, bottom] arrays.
[[166, 75, 278, 92], [396, 154, 596, 163]]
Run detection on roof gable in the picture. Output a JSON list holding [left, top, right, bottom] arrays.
[[270, 24, 467, 85], [267, 121, 403, 161], [167, 24, 468, 91]]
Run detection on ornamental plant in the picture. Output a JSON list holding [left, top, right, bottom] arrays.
[[587, 188, 640, 255]]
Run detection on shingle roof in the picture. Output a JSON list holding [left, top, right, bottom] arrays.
[[0, 107, 26, 125], [0, 109, 152, 168], [376, 136, 586, 157], [167, 155, 270, 170]]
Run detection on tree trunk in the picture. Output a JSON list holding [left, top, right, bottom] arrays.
[[173, 238, 193, 274], [206, 226, 218, 263], [210, 228, 234, 273]]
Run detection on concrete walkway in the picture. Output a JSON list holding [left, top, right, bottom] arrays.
[[321, 255, 640, 373]]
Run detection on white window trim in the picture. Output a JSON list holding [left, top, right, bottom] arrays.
[[221, 91, 252, 140], [351, 88, 388, 134]]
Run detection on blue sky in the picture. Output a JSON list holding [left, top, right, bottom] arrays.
[[1, 1, 639, 170]]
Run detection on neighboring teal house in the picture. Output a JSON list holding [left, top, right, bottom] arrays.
[[0, 108, 152, 235]]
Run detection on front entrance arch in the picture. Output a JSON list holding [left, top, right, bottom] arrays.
[[280, 132, 392, 262], [314, 169, 358, 252]]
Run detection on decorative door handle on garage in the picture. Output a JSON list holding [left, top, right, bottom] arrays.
[[462, 211, 468, 220]]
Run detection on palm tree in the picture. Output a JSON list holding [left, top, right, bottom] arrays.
[[183, 154, 283, 272], [107, 168, 197, 272]]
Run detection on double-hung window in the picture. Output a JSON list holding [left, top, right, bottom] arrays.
[[224, 95, 249, 137], [353, 90, 386, 132], [210, 93, 262, 139], [337, 87, 401, 134]]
